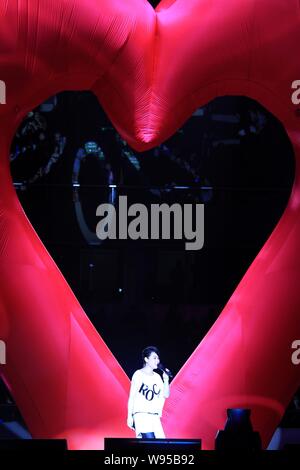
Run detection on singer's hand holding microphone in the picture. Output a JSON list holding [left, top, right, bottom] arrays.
[[157, 363, 173, 381], [162, 371, 170, 382]]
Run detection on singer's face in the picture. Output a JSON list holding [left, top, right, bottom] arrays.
[[146, 352, 160, 370]]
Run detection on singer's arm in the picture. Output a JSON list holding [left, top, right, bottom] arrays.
[[162, 372, 170, 398], [127, 372, 139, 429]]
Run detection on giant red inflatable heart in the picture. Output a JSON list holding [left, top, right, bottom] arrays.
[[0, 0, 300, 450]]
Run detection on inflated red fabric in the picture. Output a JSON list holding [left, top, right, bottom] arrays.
[[0, 0, 300, 449]]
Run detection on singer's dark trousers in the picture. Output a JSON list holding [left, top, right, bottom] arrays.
[[141, 432, 155, 439]]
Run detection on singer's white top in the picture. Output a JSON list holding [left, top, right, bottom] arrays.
[[129, 369, 165, 417]]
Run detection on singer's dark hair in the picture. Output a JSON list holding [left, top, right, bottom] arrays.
[[142, 346, 160, 366]]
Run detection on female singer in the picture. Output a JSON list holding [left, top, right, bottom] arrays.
[[127, 346, 170, 438]]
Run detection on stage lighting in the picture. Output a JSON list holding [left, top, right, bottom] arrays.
[[215, 408, 262, 450]]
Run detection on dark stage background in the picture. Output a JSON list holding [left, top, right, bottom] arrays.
[[2, 90, 299, 433]]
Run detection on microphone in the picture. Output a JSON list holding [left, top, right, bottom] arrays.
[[157, 363, 173, 379]]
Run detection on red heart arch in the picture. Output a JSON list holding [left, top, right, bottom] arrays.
[[0, 0, 300, 450]]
